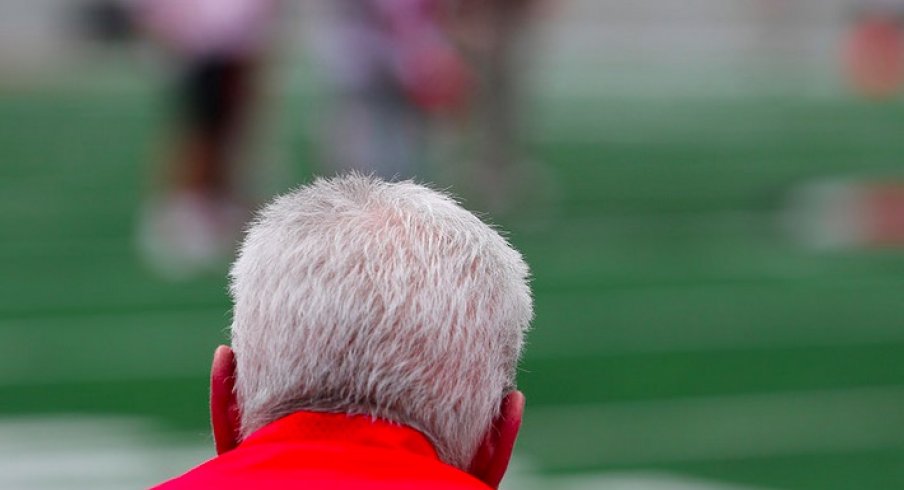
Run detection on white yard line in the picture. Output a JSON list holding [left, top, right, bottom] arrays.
[[520, 385, 904, 468], [0, 415, 210, 490]]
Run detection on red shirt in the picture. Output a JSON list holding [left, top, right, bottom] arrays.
[[153, 411, 491, 489]]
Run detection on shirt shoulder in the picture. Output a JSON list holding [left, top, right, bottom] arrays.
[[152, 442, 491, 490]]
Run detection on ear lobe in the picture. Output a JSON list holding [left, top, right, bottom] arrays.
[[210, 345, 242, 455], [467, 390, 525, 489]]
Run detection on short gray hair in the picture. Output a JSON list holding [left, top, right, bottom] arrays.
[[229, 174, 532, 468]]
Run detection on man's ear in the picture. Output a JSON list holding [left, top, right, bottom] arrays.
[[210, 345, 242, 455], [467, 390, 525, 489]]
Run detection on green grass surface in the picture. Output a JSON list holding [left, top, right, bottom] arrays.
[[2, 83, 904, 489]]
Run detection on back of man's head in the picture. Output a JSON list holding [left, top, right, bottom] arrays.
[[229, 174, 533, 468]]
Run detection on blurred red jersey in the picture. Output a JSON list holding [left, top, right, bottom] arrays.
[[152, 411, 491, 490]]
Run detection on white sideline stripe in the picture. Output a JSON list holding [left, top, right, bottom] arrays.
[[0, 415, 766, 490], [0, 415, 211, 490], [520, 385, 904, 467]]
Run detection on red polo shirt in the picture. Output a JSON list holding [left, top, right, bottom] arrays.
[[153, 411, 491, 489]]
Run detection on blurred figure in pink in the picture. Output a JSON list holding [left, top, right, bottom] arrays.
[[132, 0, 278, 277]]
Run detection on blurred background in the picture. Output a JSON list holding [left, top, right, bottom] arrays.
[[2, 0, 904, 488]]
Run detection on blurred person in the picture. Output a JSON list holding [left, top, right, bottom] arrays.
[[312, 0, 553, 215], [843, 0, 904, 98], [446, 0, 548, 213], [134, 0, 278, 277], [308, 0, 475, 179], [153, 174, 533, 490]]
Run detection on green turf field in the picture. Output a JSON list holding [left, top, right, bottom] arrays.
[[2, 79, 904, 489]]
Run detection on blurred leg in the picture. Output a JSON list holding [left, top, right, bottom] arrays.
[[172, 55, 256, 200]]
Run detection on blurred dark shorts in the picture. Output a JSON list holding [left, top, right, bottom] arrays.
[[179, 55, 250, 134]]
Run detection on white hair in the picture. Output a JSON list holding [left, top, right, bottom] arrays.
[[229, 174, 532, 468]]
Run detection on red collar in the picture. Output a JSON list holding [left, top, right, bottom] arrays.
[[239, 411, 439, 460]]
